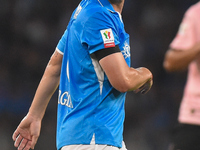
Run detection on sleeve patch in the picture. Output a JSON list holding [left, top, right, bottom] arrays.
[[100, 28, 115, 48]]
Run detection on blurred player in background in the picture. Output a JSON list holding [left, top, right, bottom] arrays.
[[163, 1, 200, 150], [12, 0, 153, 150]]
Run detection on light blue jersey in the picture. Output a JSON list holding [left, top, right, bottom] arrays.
[[56, 0, 130, 149]]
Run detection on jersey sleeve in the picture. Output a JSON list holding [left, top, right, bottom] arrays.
[[170, 7, 197, 50], [56, 29, 68, 55], [80, 11, 120, 54]]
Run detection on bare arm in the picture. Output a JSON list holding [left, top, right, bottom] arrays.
[[163, 42, 200, 72], [28, 50, 63, 119], [99, 52, 153, 93], [12, 49, 63, 150]]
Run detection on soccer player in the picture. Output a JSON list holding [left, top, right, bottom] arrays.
[[163, 2, 200, 150], [12, 0, 153, 149]]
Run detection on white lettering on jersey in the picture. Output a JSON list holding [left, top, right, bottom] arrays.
[[58, 90, 73, 108], [121, 41, 130, 59]]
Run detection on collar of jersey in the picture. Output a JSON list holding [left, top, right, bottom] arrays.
[[96, 0, 116, 13]]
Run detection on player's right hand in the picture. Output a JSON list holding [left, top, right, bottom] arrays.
[[134, 78, 153, 94], [12, 113, 41, 150]]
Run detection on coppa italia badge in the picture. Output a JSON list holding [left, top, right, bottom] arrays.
[[100, 28, 115, 48]]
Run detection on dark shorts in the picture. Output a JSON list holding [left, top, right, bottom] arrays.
[[168, 123, 200, 150]]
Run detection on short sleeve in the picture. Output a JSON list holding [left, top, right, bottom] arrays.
[[56, 29, 68, 55], [80, 11, 120, 54], [170, 7, 197, 50]]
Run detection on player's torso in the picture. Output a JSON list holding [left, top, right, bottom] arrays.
[[57, 0, 130, 149], [59, 0, 130, 104], [178, 2, 200, 125]]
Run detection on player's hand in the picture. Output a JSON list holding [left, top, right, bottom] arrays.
[[12, 113, 41, 150], [134, 78, 153, 94]]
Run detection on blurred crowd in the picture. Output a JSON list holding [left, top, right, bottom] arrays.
[[0, 0, 198, 149]]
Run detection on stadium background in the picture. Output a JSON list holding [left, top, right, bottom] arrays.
[[0, 0, 198, 149]]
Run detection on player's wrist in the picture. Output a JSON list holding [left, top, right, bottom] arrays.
[[137, 67, 153, 80], [27, 111, 43, 121]]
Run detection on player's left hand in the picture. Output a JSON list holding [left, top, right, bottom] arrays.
[[134, 78, 153, 94], [12, 114, 41, 150]]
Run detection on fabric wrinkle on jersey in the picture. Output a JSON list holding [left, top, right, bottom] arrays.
[[56, 0, 130, 150]]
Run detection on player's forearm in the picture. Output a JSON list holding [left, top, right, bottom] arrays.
[[29, 77, 60, 119], [99, 52, 152, 92], [28, 51, 62, 119], [110, 67, 152, 93], [126, 67, 152, 92], [28, 50, 62, 120], [164, 43, 200, 72], [28, 66, 60, 120]]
